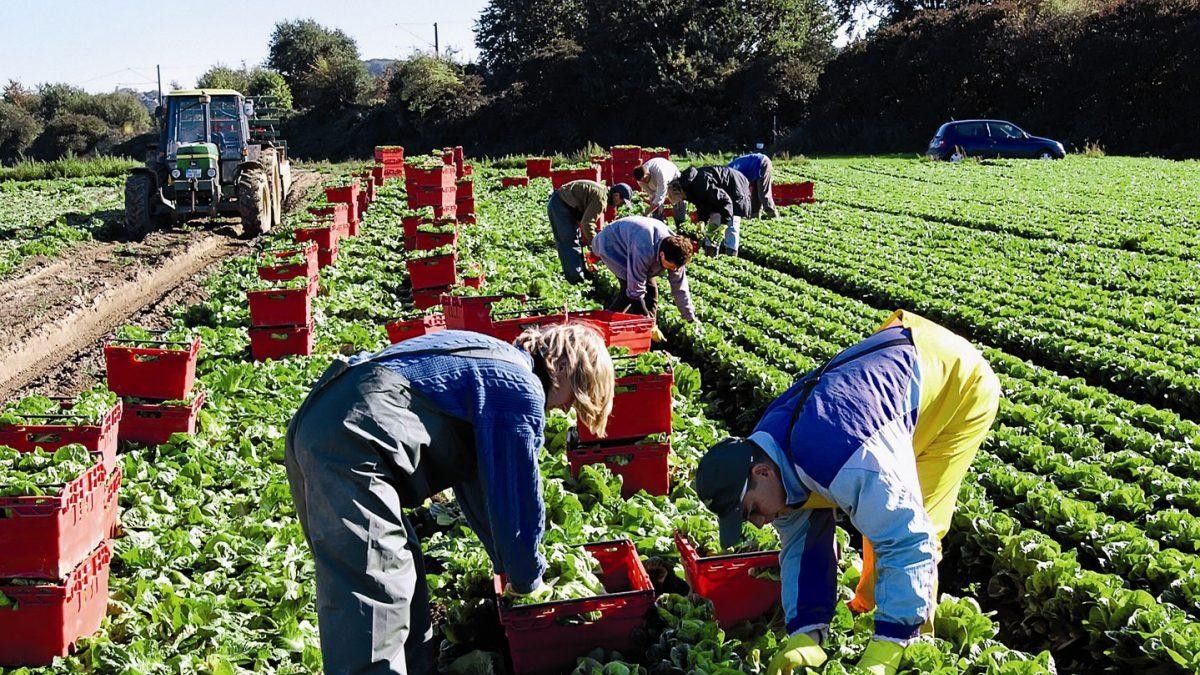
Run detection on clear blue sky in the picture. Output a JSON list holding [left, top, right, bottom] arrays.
[[0, 0, 489, 93]]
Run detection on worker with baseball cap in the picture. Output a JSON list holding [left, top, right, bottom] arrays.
[[695, 309, 1001, 675], [547, 179, 634, 284]]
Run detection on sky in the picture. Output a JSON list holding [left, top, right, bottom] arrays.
[[0, 0, 490, 94]]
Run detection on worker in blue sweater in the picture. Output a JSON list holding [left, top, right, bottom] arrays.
[[696, 310, 1001, 675], [729, 152, 779, 218], [285, 326, 614, 674]]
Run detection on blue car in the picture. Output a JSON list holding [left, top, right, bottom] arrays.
[[927, 120, 1065, 160]]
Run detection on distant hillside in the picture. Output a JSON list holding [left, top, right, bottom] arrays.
[[363, 59, 399, 77]]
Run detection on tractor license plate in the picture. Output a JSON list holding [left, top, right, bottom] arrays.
[[185, 168, 202, 178]]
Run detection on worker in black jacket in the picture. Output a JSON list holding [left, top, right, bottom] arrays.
[[668, 166, 751, 256]]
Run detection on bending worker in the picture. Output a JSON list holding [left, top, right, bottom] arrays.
[[548, 179, 634, 283], [729, 152, 779, 219], [631, 155, 683, 224], [695, 309, 1000, 675], [285, 326, 615, 674], [591, 215, 697, 323], [668, 165, 751, 256]]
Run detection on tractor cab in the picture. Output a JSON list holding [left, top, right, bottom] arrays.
[[123, 88, 289, 240]]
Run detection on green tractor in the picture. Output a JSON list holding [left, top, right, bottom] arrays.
[[123, 89, 290, 239]]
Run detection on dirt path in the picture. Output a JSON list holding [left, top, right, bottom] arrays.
[[0, 168, 322, 401]]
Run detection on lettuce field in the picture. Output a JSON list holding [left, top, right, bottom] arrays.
[[2, 154, 1198, 674]]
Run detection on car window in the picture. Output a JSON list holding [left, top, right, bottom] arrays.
[[955, 122, 988, 138], [990, 122, 1024, 139]]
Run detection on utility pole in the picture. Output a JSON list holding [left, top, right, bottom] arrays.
[[433, 23, 439, 59], [156, 64, 163, 106]]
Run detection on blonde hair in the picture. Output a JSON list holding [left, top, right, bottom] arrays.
[[514, 323, 615, 437]]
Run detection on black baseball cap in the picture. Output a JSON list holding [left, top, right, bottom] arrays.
[[694, 437, 760, 549]]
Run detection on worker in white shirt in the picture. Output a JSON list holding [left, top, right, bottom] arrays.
[[632, 156, 684, 225]]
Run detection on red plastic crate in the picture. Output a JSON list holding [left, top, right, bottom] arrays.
[[567, 310, 655, 354], [408, 186, 456, 209], [407, 253, 457, 290], [610, 146, 642, 162], [0, 456, 108, 580], [118, 389, 205, 445], [385, 314, 446, 344], [600, 158, 614, 185], [257, 244, 318, 283], [578, 371, 672, 443], [456, 178, 474, 200], [102, 466, 120, 538], [308, 204, 348, 226], [103, 334, 200, 401], [403, 214, 457, 239], [674, 532, 781, 628], [294, 222, 338, 249], [412, 285, 452, 310], [456, 197, 476, 216], [495, 539, 653, 675], [374, 146, 405, 164], [405, 165, 455, 189], [773, 181, 815, 206], [486, 313, 567, 344], [458, 214, 477, 226], [640, 149, 671, 162], [501, 176, 530, 189], [568, 440, 670, 497], [462, 273, 485, 289], [610, 162, 640, 186], [525, 158, 552, 179], [443, 295, 524, 330], [371, 165, 385, 185], [249, 321, 314, 361], [550, 165, 603, 189], [0, 401, 121, 472], [413, 228, 458, 251], [324, 179, 360, 205], [247, 276, 317, 328], [0, 540, 112, 666], [317, 243, 339, 269]]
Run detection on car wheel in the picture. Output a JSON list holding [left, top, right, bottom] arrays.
[[1039, 151, 1053, 160]]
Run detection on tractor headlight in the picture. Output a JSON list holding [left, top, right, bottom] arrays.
[[206, 168, 217, 178], [171, 169, 181, 179]]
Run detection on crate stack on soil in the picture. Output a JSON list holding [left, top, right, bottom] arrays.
[[455, 176, 475, 224], [569, 355, 673, 498], [248, 243, 320, 361], [301, 204, 349, 267], [373, 145, 405, 183], [324, 178, 362, 237], [404, 158, 460, 309], [104, 327, 204, 445], [0, 393, 123, 665], [609, 145, 644, 187]]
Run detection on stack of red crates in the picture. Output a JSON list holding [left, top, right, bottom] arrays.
[[610, 146, 643, 187], [324, 178, 361, 236], [248, 243, 319, 361], [302, 204, 349, 266], [455, 177, 475, 223], [406, 162, 457, 218], [0, 399, 122, 665], [550, 164, 603, 189], [104, 328, 204, 446], [569, 356, 673, 498], [500, 175, 530, 189], [374, 145, 405, 181]]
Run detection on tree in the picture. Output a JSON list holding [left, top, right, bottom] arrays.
[[3, 81, 38, 114], [388, 55, 480, 119], [267, 19, 360, 106], [247, 69, 293, 110], [0, 101, 42, 162], [197, 64, 251, 91], [66, 92, 151, 136], [36, 83, 86, 121], [301, 56, 370, 111], [34, 113, 110, 157], [475, 0, 586, 84]]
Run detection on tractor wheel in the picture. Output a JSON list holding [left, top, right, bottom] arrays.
[[122, 173, 156, 241], [237, 168, 271, 236]]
